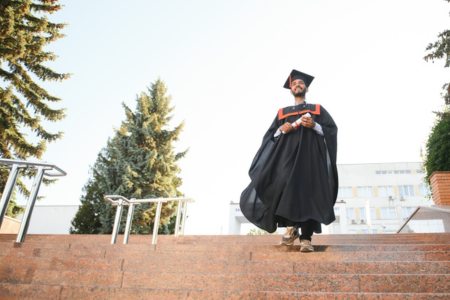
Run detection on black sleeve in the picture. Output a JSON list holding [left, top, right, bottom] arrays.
[[319, 106, 338, 165], [318, 105, 339, 201], [248, 115, 279, 178]]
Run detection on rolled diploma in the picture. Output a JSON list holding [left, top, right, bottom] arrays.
[[274, 113, 311, 137]]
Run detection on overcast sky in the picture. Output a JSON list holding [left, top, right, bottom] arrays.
[[24, 0, 449, 234]]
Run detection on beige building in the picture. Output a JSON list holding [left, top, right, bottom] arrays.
[[328, 162, 432, 234]]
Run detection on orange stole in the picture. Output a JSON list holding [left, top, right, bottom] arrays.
[[277, 104, 321, 120]]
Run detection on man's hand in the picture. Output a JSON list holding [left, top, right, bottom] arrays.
[[301, 116, 315, 128], [280, 122, 294, 134]]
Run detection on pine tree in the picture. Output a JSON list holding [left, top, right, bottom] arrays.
[[0, 0, 69, 216], [71, 79, 186, 234], [423, 0, 450, 182]]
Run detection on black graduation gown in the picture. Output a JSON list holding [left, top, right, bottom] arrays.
[[240, 103, 338, 233]]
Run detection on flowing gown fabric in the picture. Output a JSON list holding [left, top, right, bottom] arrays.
[[240, 103, 338, 233]]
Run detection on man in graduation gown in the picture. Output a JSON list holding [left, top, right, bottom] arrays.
[[240, 69, 338, 252]]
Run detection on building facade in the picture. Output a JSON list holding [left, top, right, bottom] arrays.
[[329, 162, 430, 234]]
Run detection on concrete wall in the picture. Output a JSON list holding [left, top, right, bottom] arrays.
[[20, 205, 80, 234]]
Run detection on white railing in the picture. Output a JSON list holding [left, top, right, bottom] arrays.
[[0, 158, 66, 243], [104, 195, 194, 245]]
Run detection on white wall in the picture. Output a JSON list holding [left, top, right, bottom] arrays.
[[21, 205, 80, 234]]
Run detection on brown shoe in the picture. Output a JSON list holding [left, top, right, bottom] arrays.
[[280, 227, 299, 246], [299, 239, 314, 252]]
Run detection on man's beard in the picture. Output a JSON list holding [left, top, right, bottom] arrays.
[[292, 89, 306, 97]]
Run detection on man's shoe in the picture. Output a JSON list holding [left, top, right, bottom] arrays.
[[280, 227, 299, 246], [299, 239, 314, 252]]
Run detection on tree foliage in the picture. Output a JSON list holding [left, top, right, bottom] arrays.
[[424, 113, 450, 182], [71, 79, 186, 234], [0, 0, 69, 216], [423, 0, 450, 106], [423, 0, 450, 182]]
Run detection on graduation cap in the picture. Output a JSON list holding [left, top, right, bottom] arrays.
[[283, 69, 314, 89]]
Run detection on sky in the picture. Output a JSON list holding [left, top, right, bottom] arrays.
[[16, 0, 449, 234]]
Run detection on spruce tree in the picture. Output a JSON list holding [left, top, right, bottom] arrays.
[[71, 79, 186, 234], [0, 0, 68, 216]]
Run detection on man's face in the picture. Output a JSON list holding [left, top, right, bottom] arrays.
[[290, 79, 307, 97]]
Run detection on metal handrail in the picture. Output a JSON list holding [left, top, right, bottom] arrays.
[[0, 158, 66, 177], [397, 205, 450, 233], [104, 195, 194, 245], [0, 158, 66, 243]]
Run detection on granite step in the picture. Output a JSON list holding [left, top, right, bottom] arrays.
[[1, 233, 449, 245], [1, 256, 448, 274], [2, 244, 449, 262], [0, 269, 449, 293], [154, 243, 450, 252], [1, 283, 449, 300], [0, 256, 123, 272], [3, 240, 450, 253], [249, 250, 450, 262]]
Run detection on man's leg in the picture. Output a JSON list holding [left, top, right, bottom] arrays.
[[280, 226, 299, 246], [299, 221, 314, 252]]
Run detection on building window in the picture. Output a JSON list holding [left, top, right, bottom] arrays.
[[419, 183, 430, 196], [338, 186, 353, 198], [394, 170, 412, 174], [401, 207, 416, 219], [378, 186, 394, 197], [398, 185, 414, 197], [358, 207, 367, 221], [347, 208, 355, 224], [370, 207, 377, 220], [356, 186, 372, 197], [334, 206, 340, 215], [380, 207, 397, 219], [376, 169, 412, 174]]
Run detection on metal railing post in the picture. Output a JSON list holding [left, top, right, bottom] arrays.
[[151, 201, 163, 245], [123, 203, 135, 244], [0, 164, 20, 228], [174, 200, 182, 237], [104, 195, 193, 245], [16, 167, 45, 243], [181, 200, 188, 235], [110, 199, 124, 245]]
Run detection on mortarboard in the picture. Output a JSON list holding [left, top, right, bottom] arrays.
[[283, 69, 314, 89]]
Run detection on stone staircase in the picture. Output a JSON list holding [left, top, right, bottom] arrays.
[[0, 233, 449, 299]]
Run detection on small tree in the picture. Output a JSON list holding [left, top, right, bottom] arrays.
[[423, 0, 450, 182], [0, 0, 69, 216], [424, 114, 450, 182], [71, 79, 186, 234]]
